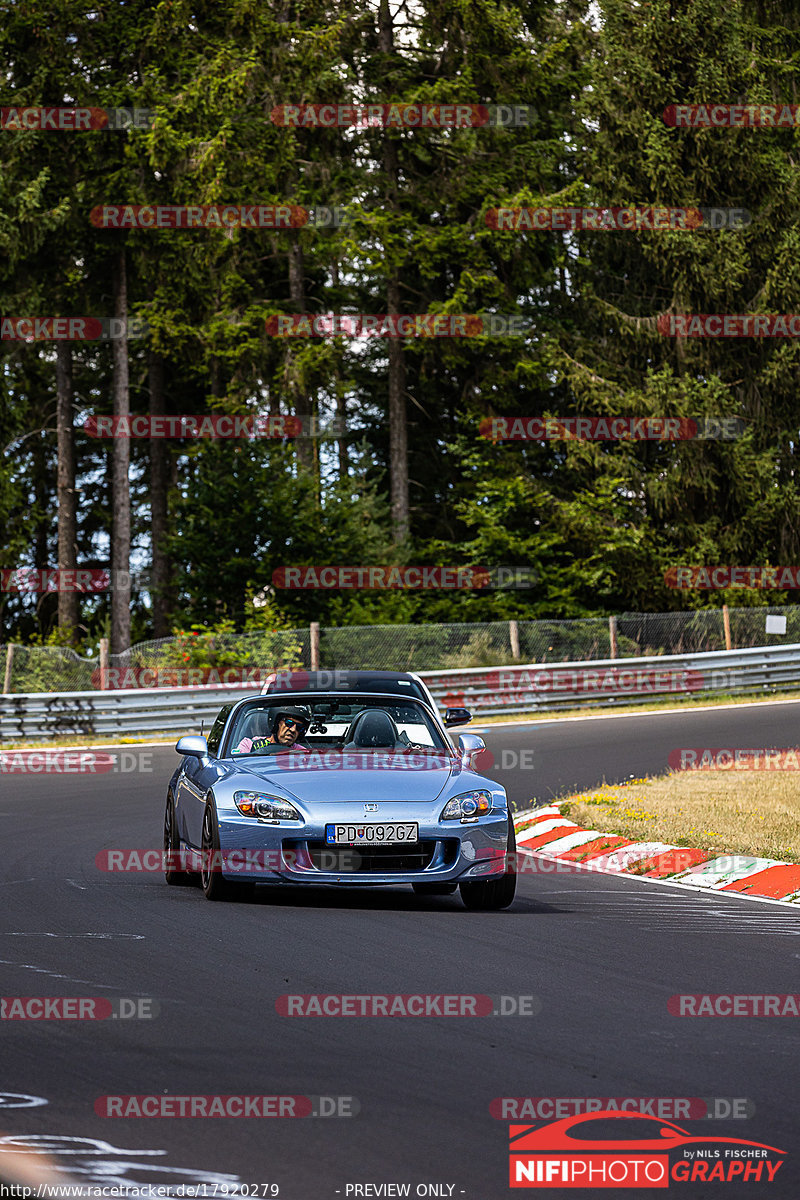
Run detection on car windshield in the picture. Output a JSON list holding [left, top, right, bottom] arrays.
[[226, 695, 451, 757]]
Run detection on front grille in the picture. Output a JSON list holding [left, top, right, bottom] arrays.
[[305, 839, 437, 873]]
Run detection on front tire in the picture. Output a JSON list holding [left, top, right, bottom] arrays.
[[164, 795, 196, 886], [200, 802, 255, 902], [459, 819, 517, 911]]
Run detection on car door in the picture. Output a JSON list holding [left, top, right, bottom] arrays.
[[175, 704, 232, 847], [174, 756, 211, 849]]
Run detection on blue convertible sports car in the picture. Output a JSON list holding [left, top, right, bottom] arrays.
[[163, 690, 516, 910]]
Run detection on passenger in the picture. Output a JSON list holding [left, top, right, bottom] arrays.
[[234, 706, 311, 754]]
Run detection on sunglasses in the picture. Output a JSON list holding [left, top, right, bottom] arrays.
[[279, 716, 307, 731]]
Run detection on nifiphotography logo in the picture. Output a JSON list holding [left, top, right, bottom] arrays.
[[508, 1111, 785, 1188]]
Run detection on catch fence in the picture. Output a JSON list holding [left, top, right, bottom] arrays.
[[1, 605, 795, 695]]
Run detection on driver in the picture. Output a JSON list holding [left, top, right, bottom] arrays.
[[234, 705, 311, 754]]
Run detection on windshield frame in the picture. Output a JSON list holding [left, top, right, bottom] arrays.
[[220, 691, 454, 759]]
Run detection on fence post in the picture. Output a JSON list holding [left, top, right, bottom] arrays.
[[509, 619, 520, 661], [99, 637, 109, 690], [310, 622, 320, 671], [722, 604, 732, 651], [2, 644, 14, 694], [609, 615, 618, 659]]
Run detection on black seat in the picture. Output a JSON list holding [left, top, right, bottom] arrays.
[[343, 710, 400, 750], [238, 709, 271, 742]]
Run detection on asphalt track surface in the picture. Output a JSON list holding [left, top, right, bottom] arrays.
[[2, 699, 800, 1198]]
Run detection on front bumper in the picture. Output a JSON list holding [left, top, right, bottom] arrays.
[[216, 812, 509, 885]]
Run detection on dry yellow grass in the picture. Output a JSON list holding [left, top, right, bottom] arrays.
[[561, 769, 800, 864], [0, 734, 171, 750]]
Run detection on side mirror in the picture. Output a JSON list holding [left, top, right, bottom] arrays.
[[457, 732, 485, 768], [175, 735, 208, 759], [444, 707, 472, 728]]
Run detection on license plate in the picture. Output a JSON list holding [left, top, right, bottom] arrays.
[[325, 822, 419, 845]]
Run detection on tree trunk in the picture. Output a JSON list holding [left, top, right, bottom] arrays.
[[379, 0, 409, 543], [110, 247, 131, 654], [386, 279, 409, 542], [336, 383, 348, 478], [330, 256, 348, 478], [148, 350, 172, 637], [32, 428, 55, 635], [56, 342, 79, 636], [287, 234, 317, 481]]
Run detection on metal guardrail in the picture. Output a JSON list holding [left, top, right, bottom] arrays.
[[1, 643, 800, 741], [421, 643, 800, 715], [0, 684, 262, 743]]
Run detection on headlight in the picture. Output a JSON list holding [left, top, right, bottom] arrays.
[[234, 791, 301, 821], [440, 789, 493, 820]]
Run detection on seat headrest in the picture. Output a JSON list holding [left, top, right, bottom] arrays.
[[346, 710, 399, 748], [241, 709, 271, 740]]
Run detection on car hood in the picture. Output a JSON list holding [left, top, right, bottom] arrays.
[[234, 757, 456, 804]]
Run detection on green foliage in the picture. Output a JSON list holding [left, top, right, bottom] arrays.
[[3, 0, 800, 645], [151, 619, 304, 678]]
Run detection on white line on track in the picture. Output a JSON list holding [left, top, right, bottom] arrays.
[[2, 933, 145, 938], [474, 693, 800, 730], [0, 958, 126, 989]]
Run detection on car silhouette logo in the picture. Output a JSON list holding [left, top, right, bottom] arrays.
[[509, 1112, 785, 1188], [510, 1111, 784, 1154]]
